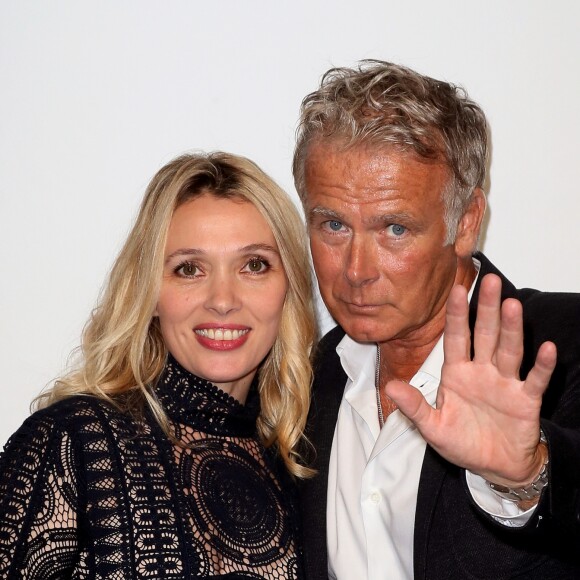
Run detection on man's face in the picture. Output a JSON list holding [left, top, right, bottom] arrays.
[[305, 142, 479, 346]]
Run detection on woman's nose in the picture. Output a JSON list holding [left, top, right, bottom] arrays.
[[203, 273, 242, 315]]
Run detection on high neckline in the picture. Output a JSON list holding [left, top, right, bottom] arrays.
[[155, 354, 260, 437]]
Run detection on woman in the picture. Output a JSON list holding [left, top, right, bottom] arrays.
[[0, 152, 317, 579]]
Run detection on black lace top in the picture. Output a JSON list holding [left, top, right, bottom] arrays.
[[0, 356, 303, 579]]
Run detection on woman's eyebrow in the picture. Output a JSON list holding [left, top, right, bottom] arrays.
[[165, 243, 280, 263], [165, 248, 205, 261], [239, 243, 280, 254]]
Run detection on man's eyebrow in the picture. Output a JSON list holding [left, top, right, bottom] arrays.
[[367, 212, 414, 226], [308, 206, 346, 222], [309, 206, 415, 225]]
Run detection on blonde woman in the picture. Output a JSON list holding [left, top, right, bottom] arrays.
[[0, 152, 316, 579]]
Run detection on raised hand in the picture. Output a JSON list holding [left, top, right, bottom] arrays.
[[385, 273, 556, 488]]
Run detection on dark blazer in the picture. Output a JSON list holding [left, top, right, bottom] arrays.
[[300, 253, 580, 579]]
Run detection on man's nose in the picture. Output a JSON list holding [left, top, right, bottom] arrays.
[[203, 273, 242, 315], [344, 235, 379, 287]]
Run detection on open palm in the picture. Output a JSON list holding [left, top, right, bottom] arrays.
[[385, 274, 555, 487]]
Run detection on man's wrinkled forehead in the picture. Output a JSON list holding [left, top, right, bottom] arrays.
[[302, 139, 451, 205], [306, 134, 447, 167]]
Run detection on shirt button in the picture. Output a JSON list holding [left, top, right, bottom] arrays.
[[369, 492, 381, 504]]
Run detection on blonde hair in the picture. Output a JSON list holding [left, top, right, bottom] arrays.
[[37, 152, 317, 478]]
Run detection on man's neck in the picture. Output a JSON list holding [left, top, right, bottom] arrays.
[[379, 330, 443, 384]]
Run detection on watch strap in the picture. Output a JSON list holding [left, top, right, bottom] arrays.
[[487, 429, 549, 503]]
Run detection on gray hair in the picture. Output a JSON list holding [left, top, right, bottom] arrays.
[[293, 60, 488, 242]]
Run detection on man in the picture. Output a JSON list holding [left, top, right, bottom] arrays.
[[293, 61, 580, 579]]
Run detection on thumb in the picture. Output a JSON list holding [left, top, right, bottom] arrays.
[[385, 379, 434, 429]]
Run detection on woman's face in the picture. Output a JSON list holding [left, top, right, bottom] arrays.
[[156, 194, 288, 402]]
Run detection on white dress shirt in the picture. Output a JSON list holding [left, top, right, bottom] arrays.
[[327, 274, 535, 579]]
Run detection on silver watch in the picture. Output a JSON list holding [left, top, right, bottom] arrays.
[[487, 430, 549, 502]]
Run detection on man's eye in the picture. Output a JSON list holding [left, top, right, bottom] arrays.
[[326, 220, 343, 232], [388, 224, 407, 236]]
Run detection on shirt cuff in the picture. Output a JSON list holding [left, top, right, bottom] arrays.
[[465, 470, 536, 528]]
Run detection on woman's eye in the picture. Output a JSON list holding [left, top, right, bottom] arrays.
[[245, 258, 268, 273], [388, 224, 407, 236], [176, 262, 199, 277]]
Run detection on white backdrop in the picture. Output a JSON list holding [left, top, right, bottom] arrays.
[[1, 0, 579, 445]]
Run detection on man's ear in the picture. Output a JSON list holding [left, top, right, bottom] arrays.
[[453, 188, 486, 258]]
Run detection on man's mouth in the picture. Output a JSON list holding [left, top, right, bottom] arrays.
[[343, 301, 384, 309]]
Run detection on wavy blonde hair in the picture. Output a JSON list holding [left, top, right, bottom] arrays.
[[37, 152, 317, 478]]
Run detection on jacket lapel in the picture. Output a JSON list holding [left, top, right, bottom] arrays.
[[301, 327, 347, 579]]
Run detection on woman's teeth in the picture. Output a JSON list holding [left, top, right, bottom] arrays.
[[195, 328, 249, 341]]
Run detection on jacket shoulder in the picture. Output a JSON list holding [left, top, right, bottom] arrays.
[[519, 287, 580, 316], [518, 289, 580, 352]]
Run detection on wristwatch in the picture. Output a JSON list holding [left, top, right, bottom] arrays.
[[487, 430, 549, 502]]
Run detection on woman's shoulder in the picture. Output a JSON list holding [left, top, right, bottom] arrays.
[[32, 394, 126, 425], [5, 395, 140, 452]]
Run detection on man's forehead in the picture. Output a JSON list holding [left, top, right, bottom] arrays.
[[305, 138, 447, 168], [304, 144, 449, 208]]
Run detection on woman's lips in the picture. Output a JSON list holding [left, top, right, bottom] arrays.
[[193, 326, 251, 350]]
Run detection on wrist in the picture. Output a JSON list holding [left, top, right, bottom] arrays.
[[486, 429, 549, 503]]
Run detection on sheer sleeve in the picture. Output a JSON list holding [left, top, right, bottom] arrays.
[[0, 410, 83, 579]]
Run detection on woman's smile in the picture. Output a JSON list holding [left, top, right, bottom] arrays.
[[155, 194, 288, 402]]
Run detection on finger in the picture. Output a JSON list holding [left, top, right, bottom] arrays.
[[385, 379, 435, 434], [443, 284, 471, 365], [473, 274, 502, 363], [523, 341, 557, 399], [495, 298, 524, 377]]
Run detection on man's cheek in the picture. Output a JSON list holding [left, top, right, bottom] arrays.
[[313, 248, 340, 277]]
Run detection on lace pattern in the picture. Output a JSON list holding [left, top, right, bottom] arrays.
[[0, 358, 302, 579]]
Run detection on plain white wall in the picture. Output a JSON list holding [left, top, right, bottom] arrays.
[[1, 0, 579, 445]]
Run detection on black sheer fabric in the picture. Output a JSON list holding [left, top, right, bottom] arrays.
[[0, 356, 303, 579]]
